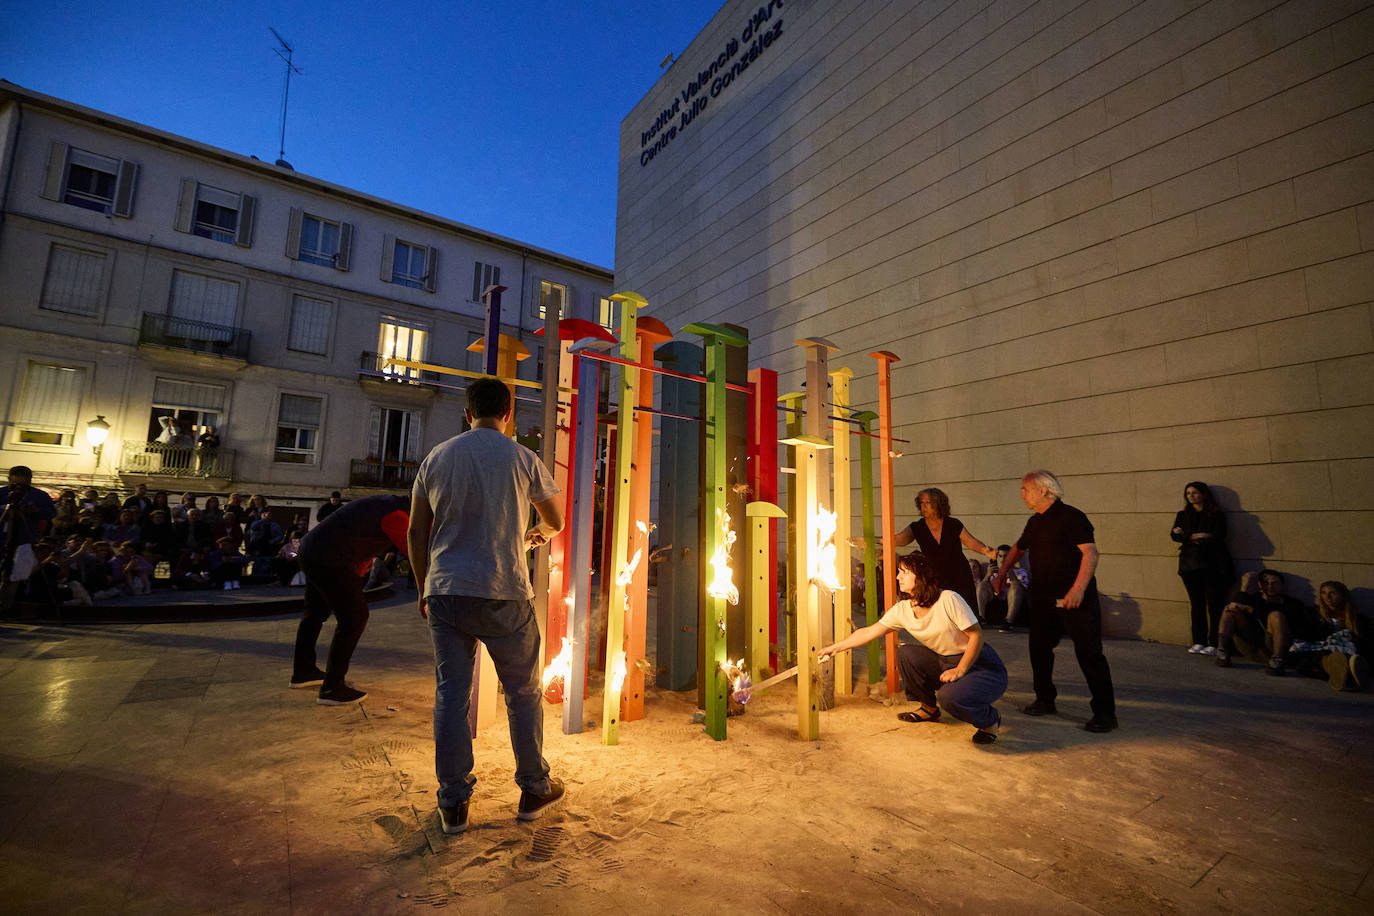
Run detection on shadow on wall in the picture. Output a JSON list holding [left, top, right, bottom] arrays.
[[1211, 484, 1274, 580], [1101, 592, 1142, 639]]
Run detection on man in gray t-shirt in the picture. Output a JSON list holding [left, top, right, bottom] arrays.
[[408, 377, 564, 835]]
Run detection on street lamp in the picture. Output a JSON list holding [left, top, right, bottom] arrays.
[[86, 415, 110, 467]]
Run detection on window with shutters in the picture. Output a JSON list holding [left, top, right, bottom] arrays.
[[472, 261, 500, 303], [145, 377, 226, 443], [378, 317, 428, 379], [42, 143, 138, 218], [174, 180, 256, 247], [287, 294, 333, 355], [167, 270, 240, 340], [275, 394, 323, 464], [533, 279, 567, 321], [13, 361, 87, 446], [386, 238, 436, 291], [286, 209, 352, 270], [39, 244, 108, 318]]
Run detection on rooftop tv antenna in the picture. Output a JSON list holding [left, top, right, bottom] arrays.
[[270, 27, 302, 168]]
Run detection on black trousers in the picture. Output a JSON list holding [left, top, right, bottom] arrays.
[[293, 561, 369, 688], [1027, 582, 1115, 717], [1179, 569, 1227, 647]]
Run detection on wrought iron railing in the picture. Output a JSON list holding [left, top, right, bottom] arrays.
[[358, 351, 443, 387], [116, 440, 235, 479], [349, 458, 419, 489], [140, 312, 252, 361]]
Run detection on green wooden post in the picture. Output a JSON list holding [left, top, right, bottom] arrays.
[[852, 410, 881, 684], [682, 321, 748, 741]]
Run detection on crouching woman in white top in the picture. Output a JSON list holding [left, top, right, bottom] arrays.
[[818, 552, 1008, 744]]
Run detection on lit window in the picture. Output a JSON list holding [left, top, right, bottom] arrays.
[[535, 280, 567, 321], [275, 394, 322, 464], [598, 296, 618, 330], [378, 317, 429, 378], [15, 361, 86, 446]]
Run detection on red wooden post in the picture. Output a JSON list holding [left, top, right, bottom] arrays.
[[747, 367, 779, 668]]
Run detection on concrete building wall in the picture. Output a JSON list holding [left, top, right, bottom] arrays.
[[615, 0, 1374, 640], [0, 85, 613, 504]]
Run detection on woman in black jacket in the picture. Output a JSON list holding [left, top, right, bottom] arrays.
[[1171, 481, 1234, 655]]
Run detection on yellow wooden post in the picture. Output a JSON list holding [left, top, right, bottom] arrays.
[[829, 366, 854, 697], [781, 433, 831, 741], [745, 501, 787, 684]]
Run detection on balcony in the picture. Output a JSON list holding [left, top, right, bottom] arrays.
[[116, 441, 235, 480], [140, 312, 252, 363], [350, 458, 418, 490], [356, 351, 443, 399]]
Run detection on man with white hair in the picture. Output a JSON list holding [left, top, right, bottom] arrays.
[[992, 470, 1117, 733]]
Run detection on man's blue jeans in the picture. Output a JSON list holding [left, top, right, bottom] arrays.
[[427, 595, 551, 806]]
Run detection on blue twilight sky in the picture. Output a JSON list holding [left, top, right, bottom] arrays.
[[0, 0, 726, 268]]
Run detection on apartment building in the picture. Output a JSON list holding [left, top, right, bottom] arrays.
[[0, 82, 614, 506]]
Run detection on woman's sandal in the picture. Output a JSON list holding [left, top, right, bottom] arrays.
[[897, 708, 941, 723]]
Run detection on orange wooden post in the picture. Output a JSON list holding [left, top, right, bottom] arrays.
[[869, 350, 901, 695]]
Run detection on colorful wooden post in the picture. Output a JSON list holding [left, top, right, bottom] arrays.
[[869, 350, 901, 695], [851, 409, 883, 684], [539, 320, 616, 705], [781, 432, 831, 740], [745, 500, 786, 682], [747, 368, 779, 669], [601, 293, 643, 746], [564, 337, 614, 734], [796, 337, 837, 707], [777, 390, 806, 666], [683, 321, 749, 741], [621, 301, 671, 724], [829, 366, 854, 697]]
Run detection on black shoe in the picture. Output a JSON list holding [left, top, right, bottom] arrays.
[[439, 800, 470, 835], [1022, 699, 1057, 717], [1264, 660, 1285, 677], [1083, 714, 1118, 733], [1215, 650, 1232, 668], [516, 777, 565, 821], [289, 667, 326, 689], [972, 729, 997, 744], [317, 683, 367, 705]]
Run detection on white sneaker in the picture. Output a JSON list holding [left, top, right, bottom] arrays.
[[1201, 646, 1217, 656], [1188, 643, 1205, 654]]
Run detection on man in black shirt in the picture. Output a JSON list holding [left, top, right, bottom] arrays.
[[1217, 569, 1317, 675], [993, 470, 1116, 733], [316, 491, 343, 523]]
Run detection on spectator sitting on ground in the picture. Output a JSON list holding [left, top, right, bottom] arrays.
[[101, 508, 142, 551], [149, 490, 172, 520], [171, 545, 214, 590], [1216, 569, 1321, 675], [52, 489, 80, 540], [80, 487, 100, 513], [1288, 580, 1370, 691], [225, 492, 247, 517], [140, 509, 178, 565], [68, 538, 119, 599], [209, 537, 248, 590], [97, 491, 122, 526], [110, 541, 153, 596], [122, 483, 152, 518], [27, 538, 91, 608], [71, 508, 100, 542], [317, 491, 343, 523], [246, 493, 269, 522], [173, 507, 214, 555], [272, 529, 305, 586], [171, 491, 197, 523], [213, 508, 245, 551], [246, 508, 284, 558], [364, 548, 399, 590], [200, 495, 224, 528], [977, 544, 1028, 629]]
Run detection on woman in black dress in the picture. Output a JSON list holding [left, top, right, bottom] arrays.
[[893, 487, 996, 611], [1171, 481, 1233, 656]]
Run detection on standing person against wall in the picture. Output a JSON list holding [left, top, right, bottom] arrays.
[[1171, 481, 1234, 656], [993, 470, 1117, 733], [408, 377, 565, 835], [893, 487, 997, 613]]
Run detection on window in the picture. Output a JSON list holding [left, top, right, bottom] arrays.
[[533, 279, 567, 321], [383, 237, 437, 291], [14, 362, 86, 446], [286, 208, 352, 270], [275, 394, 322, 464], [367, 406, 424, 464], [168, 270, 239, 339], [39, 244, 108, 318], [472, 261, 501, 302], [378, 317, 429, 378], [146, 378, 226, 442], [598, 296, 618, 330], [175, 180, 256, 247], [41, 142, 138, 217], [288, 295, 332, 355]]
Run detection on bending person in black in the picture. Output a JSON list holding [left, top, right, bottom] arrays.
[[291, 494, 409, 704], [993, 470, 1116, 733], [893, 487, 996, 612]]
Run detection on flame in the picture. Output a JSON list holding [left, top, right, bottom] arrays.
[[719, 657, 753, 704], [541, 638, 573, 691], [706, 508, 739, 605], [615, 548, 643, 588], [608, 651, 627, 693], [810, 506, 844, 591]]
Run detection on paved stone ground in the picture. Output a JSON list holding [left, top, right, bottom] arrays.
[[2, 589, 1372, 914]]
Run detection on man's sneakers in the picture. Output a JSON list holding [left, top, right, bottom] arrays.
[[1083, 714, 1118, 733], [317, 683, 368, 705], [517, 777, 566, 821], [289, 667, 326, 689], [1022, 698, 1057, 717], [1215, 650, 1233, 668], [1265, 656, 1286, 677], [438, 800, 469, 835]]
